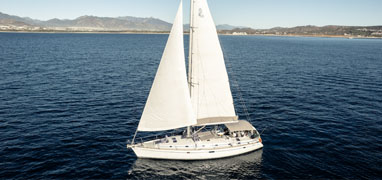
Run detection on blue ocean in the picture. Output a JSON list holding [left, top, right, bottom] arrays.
[[0, 32, 381, 179]]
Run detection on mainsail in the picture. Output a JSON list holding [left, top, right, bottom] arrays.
[[189, 0, 238, 126], [138, 1, 196, 131]]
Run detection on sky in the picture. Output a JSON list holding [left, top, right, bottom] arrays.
[[0, 0, 381, 29]]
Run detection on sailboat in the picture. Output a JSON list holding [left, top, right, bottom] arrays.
[[127, 0, 263, 160]]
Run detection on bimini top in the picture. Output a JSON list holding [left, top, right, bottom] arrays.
[[225, 120, 255, 132]]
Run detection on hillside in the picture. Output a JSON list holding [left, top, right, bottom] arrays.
[[0, 12, 242, 32], [220, 25, 382, 38], [1, 12, 381, 37], [0, 12, 172, 31]]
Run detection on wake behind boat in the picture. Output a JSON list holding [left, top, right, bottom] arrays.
[[127, 0, 263, 160], [128, 149, 263, 177]]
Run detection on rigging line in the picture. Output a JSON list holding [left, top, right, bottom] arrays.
[[131, 127, 139, 145], [220, 36, 251, 121], [260, 126, 267, 135]]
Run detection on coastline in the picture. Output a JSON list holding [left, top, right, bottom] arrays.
[[223, 33, 382, 39], [0, 30, 171, 35], [1, 30, 381, 39]]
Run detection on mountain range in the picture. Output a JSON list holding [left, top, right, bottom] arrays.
[[0, 12, 173, 31], [1, 11, 381, 37], [219, 25, 382, 37], [0, 12, 245, 31]]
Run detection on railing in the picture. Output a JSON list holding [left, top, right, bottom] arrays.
[[129, 136, 261, 150], [128, 130, 185, 146]]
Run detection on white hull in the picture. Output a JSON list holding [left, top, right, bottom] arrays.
[[131, 142, 263, 160], [128, 135, 263, 160]]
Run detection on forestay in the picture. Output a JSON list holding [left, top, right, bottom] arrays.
[[138, 1, 196, 131], [189, 0, 238, 126]]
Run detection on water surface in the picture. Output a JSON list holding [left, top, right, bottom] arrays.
[[0, 33, 381, 179]]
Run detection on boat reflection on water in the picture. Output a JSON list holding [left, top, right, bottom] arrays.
[[127, 149, 263, 179]]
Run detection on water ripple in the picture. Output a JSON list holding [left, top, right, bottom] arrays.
[[0, 33, 381, 179]]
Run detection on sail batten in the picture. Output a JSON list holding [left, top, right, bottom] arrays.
[[137, 1, 196, 131], [189, 0, 237, 126]]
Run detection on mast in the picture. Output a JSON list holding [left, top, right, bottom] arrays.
[[187, 0, 195, 137], [188, 0, 194, 88]]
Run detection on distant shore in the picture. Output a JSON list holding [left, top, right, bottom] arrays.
[[1, 30, 381, 39], [0, 30, 171, 35], [237, 34, 382, 39]]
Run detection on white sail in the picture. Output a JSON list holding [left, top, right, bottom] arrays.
[[138, 1, 196, 131], [189, 0, 238, 126]]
